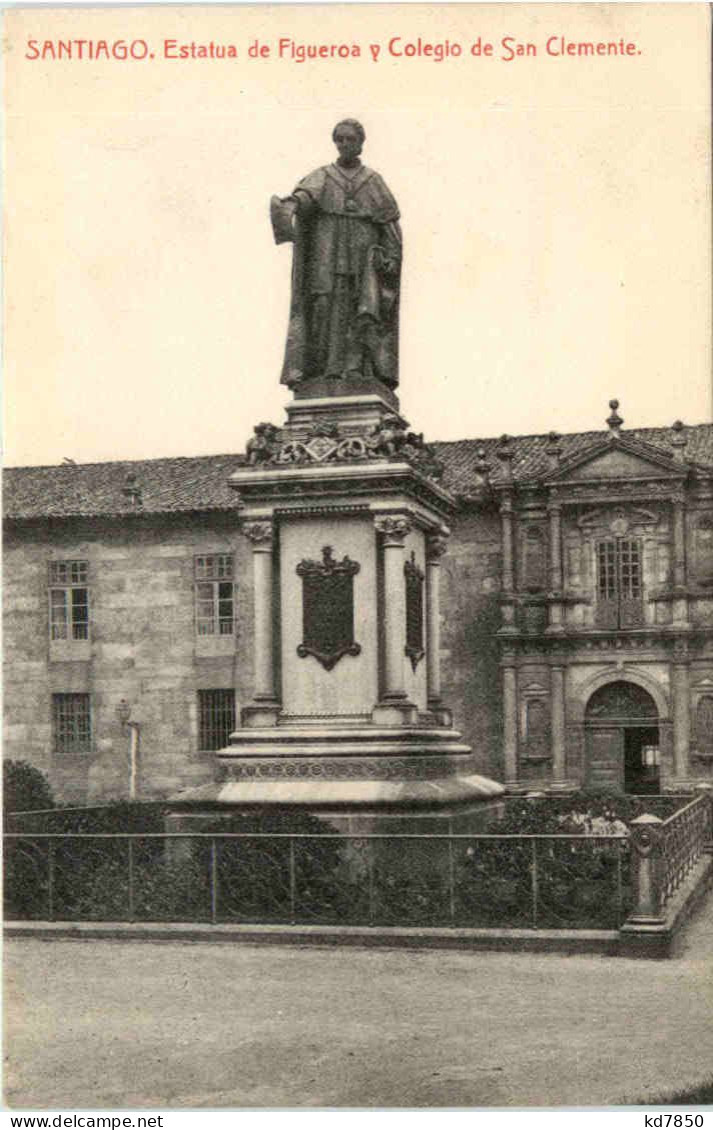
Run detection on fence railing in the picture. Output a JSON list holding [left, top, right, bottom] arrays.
[[4, 831, 632, 931], [627, 792, 713, 922]]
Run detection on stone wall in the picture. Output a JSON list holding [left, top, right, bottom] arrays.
[[4, 504, 507, 803], [3, 514, 252, 803], [438, 506, 504, 779]]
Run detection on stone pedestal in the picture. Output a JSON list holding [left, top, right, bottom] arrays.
[[170, 387, 503, 822]]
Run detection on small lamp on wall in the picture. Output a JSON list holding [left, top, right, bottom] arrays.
[[115, 699, 140, 800], [116, 699, 131, 727]]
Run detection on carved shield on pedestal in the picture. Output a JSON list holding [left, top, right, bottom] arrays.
[[296, 546, 361, 671]]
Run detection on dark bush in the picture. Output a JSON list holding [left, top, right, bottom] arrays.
[[3, 760, 54, 818], [498, 790, 682, 835]]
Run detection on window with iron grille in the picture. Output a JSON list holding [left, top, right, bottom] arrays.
[[53, 693, 92, 754], [49, 560, 89, 640], [194, 555, 235, 636], [198, 689, 236, 751], [596, 538, 643, 628]]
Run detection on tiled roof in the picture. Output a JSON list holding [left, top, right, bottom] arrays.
[[4, 423, 712, 520], [3, 454, 244, 520], [434, 423, 713, 498]]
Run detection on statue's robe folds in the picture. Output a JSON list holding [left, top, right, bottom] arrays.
[[280, 163, 402, 390]]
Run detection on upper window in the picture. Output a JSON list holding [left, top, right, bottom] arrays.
[[194, 555, 235, 636], [49, 560, 89, 641], [53, 692, 92, 754], [596, 538, 644, 628]]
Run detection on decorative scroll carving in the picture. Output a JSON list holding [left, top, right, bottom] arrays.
[[242, 521, 273, 547], [246, 423, 281, 465], [242, 414, 444, 481], [296, 546, 361, 671], [226, 754, 465, 781], [585, 680, 658, 721], [375, 516, 411, 544], [426, 535, 448, 563], [404, 551, 425, 672]]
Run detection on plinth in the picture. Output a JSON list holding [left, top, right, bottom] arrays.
[[170, 382, 503, 831]]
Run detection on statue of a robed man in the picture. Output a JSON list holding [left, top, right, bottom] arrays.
[[271, 120, 402, 391]]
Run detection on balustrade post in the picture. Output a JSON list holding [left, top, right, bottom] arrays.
[[531, 839, 539, 929], [698, 787, 713, 853], [626, 814, 665, 923], [448, 838, 456, 925]]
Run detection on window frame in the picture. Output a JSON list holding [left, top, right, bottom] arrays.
[[52, 692, 92, 755], [194, 555, 236, 638], [595, 537, 644, 628], [48, 560, 90, 642], [197, 688, 237, 752]]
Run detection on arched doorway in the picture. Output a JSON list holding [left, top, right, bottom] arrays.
[[584, 680, 660, 794]]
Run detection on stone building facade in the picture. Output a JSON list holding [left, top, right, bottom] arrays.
[[4, 404, 713, 803]]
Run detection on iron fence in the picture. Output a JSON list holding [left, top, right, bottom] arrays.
[[3, 831, 631, 930], [659, 793, 712, 905]]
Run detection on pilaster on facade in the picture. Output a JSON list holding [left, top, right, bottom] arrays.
[[497, 491, 518, 636], [671, 489, 690, 627], [500, 647, 520, 790], [545, 489, 565, 634], [547, 659, 575, 793], [671, 636, 692, 786]]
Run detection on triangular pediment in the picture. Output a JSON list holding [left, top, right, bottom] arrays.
[[547, 436, 683, 484]]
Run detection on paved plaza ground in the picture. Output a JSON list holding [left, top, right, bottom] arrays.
[[4, 897, 713, 1110]]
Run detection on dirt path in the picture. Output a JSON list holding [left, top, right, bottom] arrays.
[[5, 899, 712, 1109]]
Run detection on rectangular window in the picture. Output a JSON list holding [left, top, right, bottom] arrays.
[[198, 689, 236, 751], [49, 560, 89, 640], [53, 693, 92, 754], [194, 555, 234, 636], [596, 539, 643, 627]]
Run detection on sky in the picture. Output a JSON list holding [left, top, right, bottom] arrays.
[[3, 2, 712, 467]]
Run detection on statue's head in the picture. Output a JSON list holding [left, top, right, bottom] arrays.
[[332, 119, 365, 163]]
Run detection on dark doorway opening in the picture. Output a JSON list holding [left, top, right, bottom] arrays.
[[624, 726, 660, 794], [584, 681, 661, 795]]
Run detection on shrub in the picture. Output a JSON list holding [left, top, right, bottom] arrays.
[[3, 760, 54, 818]]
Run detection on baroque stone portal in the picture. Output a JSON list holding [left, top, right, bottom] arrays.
[[271, 119, 402, 391]]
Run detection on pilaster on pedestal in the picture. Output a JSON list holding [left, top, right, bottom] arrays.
[[241, 519, 281, 728], [372, 514, 418, 725], [425, 534, 450, 722]]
